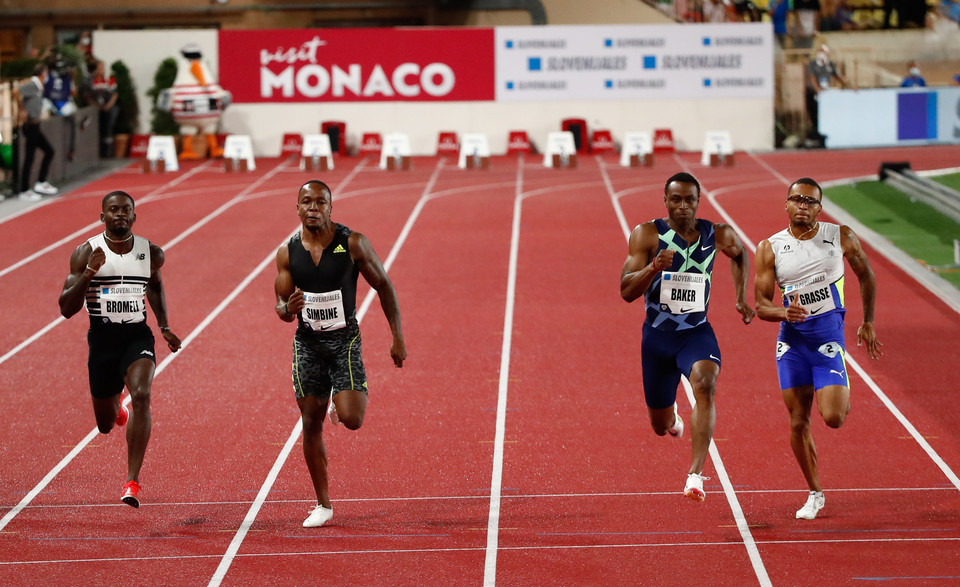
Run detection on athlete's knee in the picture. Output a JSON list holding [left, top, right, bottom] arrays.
[[128, 386, 151, 408], [789, 413, 811, 435], [340, 410, 364, 430], [822, 408, 847, 429], [648, 410, 670, 435], [689, 366, 719, 398], [301, 413, 324, 436], [96, 419, 114, 435]]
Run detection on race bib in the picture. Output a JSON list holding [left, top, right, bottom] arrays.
[[100, 284, 146, 324], [659, 272, 706, 314], [782, 271, 837, 316], [301, 290, 346, 332], [776, 341, 790, 360]]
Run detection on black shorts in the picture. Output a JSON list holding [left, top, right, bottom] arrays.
[[87, 322, 156, 399], [291, 322, 368, 400]]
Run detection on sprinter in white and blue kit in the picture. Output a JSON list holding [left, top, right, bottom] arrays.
[[59, 191, 182, 508], [755, 177, 882, 520], [621, 172, 754, 503]]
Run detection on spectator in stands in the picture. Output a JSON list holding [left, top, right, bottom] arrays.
[[901, 61, 927, 87], [769, 0, 791, 47], [44, 52, 78, 161], [793, 0, 821, 49], [821, 0, 858, 31], [805, 44, 850, 148], [16, 63, 59, 201], [704, 0, 729, 22], [84, 60, 119, 158]]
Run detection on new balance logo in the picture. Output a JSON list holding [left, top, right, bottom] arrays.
[[333, 244, 346, 253]]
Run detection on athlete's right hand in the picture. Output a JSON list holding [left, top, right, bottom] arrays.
[[651, 249, 677, 272], [784, 293, 809, 323], [286, 288, 304, 315], [86, 247, 106, 274]]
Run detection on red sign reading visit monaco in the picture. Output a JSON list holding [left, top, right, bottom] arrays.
[[219, 29, 496, 103]]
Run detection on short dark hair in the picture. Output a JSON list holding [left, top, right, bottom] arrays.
[[789, 177, 822, 197], [102, 190, 134, 210], [32, 63, 47, 77], [664, 172, 701, 197], [299, 180, 331, 198]]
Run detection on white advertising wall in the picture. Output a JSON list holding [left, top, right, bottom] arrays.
[[94, 24, 775, 157], [820, 87, 960, 148]]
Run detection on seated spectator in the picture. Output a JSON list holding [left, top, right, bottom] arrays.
[[901, 61, 927, 87]]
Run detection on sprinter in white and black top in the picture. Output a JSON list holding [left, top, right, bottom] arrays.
[[59, 191, 181, 508], [274, 180, 406, 528]]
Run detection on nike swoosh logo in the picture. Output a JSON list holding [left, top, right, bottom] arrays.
[[680, 307, 695, 313], [319, 324, 340, 331], [810, 308, 823, 315], [710, 354, 720, 361], [700, 245, 713, 251]]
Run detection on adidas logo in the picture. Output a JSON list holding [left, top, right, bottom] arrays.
[[333, 244, 346, 253]]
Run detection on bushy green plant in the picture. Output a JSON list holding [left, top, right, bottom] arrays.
[[111, 60, 138, 134], [148, 58, 179, 135], [0, 58, 40, 79]]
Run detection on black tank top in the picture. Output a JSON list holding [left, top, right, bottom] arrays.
[[287, 224, 359, 334]]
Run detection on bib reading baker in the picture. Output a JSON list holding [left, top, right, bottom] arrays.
[[659, 272, 707, 314]]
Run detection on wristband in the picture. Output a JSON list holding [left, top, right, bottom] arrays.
[[160, 326, 171, 332], [85, 265, 96, 274], [283, 302, 291, 316]]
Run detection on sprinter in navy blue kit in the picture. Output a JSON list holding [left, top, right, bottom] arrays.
[[620, 173, 754, 502], [59, 191, 182, 508], [275, 180, 406, 528]]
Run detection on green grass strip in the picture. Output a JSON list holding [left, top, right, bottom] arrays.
[[824, 173, 960, 289]]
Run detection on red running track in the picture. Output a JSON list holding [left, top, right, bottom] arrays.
[[0, 147, 958, 585]]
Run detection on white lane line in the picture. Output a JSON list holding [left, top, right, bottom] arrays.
[[0, 159, 293, 533], [208, 159, 444, 587], [601, 156, 772, 587], [482, 156, 525, 587], [7, 537, 959, 569]]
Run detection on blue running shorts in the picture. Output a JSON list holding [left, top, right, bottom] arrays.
[[776, 312, 849, 391]]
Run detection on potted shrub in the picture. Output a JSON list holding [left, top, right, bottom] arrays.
[[148, 58, 180, 136], [111, 60, 138, 157]]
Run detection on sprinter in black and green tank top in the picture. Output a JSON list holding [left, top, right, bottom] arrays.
[[274, 180, 406, 528]]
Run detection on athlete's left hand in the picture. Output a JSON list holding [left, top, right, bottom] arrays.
[[162, 329, 182, 353], [856, 322, 882, 360], [390, 338, 406, 368], [736, 302, 756, 325]]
